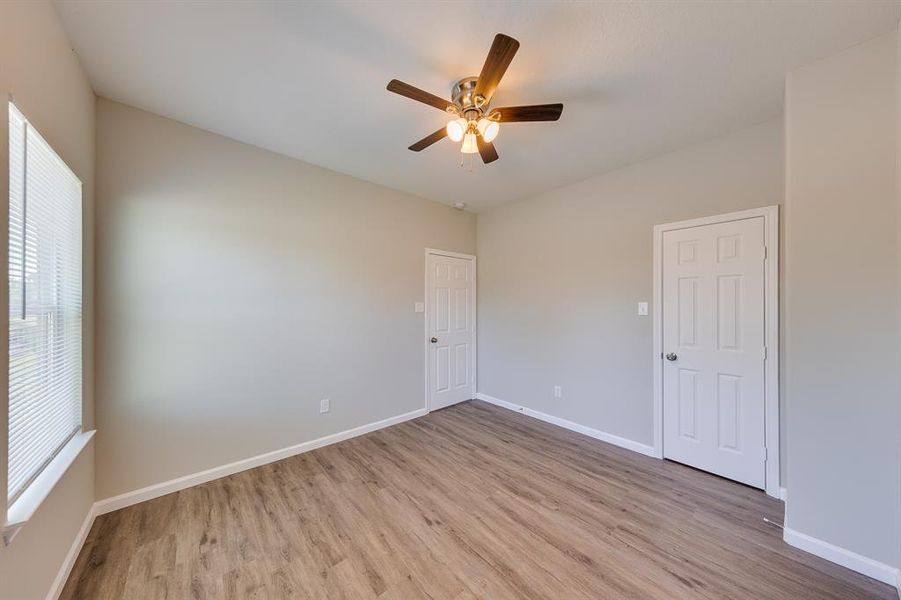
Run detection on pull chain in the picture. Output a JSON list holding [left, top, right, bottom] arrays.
[[458, 151, 477, 171]]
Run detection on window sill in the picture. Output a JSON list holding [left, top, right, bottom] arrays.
[[2, 430, 95, 545]]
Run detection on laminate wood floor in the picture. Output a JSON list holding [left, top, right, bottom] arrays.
[[61, 401, 894, 599]]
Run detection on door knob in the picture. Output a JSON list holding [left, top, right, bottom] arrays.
[[665, 353, 677, 361], [430, 337, 438, 343]]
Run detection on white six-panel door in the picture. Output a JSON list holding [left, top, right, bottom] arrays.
[[428, 253, 475, 411], [662, 217, 766, 488]]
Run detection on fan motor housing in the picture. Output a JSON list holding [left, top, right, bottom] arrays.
[[452, 77, 483, 113]]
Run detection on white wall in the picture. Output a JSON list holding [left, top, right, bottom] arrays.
[[94, 99, 476, 499], [0, 2, 96, 599], [784, 30, 901, 570], [477, 119, 783, 455]]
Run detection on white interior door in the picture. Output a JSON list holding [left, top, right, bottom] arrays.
[[428, 253, 475, 411], [662, 217, 766, 488]]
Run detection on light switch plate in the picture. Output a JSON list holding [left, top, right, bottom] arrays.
[[638, 302, 649, 316], [414, 302, 424, 313]]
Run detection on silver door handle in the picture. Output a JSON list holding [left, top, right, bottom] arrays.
[[665, 352, 677, 361], [430, 337, 438, 343]]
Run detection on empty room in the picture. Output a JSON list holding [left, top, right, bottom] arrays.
[[1, 1, 900, 598]]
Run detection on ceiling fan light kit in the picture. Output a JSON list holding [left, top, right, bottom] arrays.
[[386, 33, 564, 166]]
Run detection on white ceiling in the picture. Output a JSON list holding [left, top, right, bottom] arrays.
[[56, 1, 900, 211]]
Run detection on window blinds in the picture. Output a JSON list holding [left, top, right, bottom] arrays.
[[7, 103, 82, 506]]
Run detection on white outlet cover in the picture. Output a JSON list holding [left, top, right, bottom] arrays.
[[414, 302, 424, 313], [320, 398, 330, 414], [553, 386, 562, 398], [638, 302, 649, 316]]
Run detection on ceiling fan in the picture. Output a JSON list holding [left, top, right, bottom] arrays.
[[386, 33, 563, 165]]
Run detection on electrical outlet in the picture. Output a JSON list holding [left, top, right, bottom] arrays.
[[320, 398, 330, 414], [554, 385, 562, 398], [638, 302, 649, 316]]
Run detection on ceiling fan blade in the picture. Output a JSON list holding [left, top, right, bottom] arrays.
[[477, 136, 499, 164], [473, 34, 520, 104], [409, 127, 448, 152], [493, 103, 564, 122], [387, 79, 452, 111]]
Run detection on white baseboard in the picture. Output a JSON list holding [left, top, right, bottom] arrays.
[[783, 527, 900, 588], [47, 504, 96, 600], [475, 393, 657, 458], [94, 408, 427, 516], [779, 487, 787, 501]]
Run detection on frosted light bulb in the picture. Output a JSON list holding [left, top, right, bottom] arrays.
[[446, 118, 466, 142], [460, 132, 478, 154]]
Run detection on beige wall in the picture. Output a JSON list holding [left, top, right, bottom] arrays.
[[476, 119, 784, 459], [0, 2, 96, 599], [784, 30, 901, 569], [0, 446, 94, 600], [94, 99, 476, 499], [2, 4, 897, 594]]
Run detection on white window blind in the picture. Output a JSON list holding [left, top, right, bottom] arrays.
[[7, 103, 82, 506]]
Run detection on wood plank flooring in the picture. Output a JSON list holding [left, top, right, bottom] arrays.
[[60, 401, 894, 599]]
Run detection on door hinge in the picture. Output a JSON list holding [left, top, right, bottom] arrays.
[[763, 246, 768, 260], [763, 346, 768, 360], [764, 447, 768, 461]]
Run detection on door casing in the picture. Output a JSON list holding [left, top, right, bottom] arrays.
[[652, 206, 780, 498], [424, 248, 477, 412]]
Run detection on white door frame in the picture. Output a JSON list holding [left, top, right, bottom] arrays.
[[652, 206, 780, 498], [424, 248, 477, 412]]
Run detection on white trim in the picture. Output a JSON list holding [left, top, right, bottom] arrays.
[[475, 393, 656, 457], [652, 206, 781, 498], [47, 503, 96, 600], [423, 248, 476, 261], [94, 408, 426, 516], [783, 527, 900, 588], [779, 487, 787, 501], [424, 248, 477, 412], [3, 430, 95, 544]]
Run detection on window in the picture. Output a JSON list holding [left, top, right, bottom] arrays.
[[7, 103, 82, 507]]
